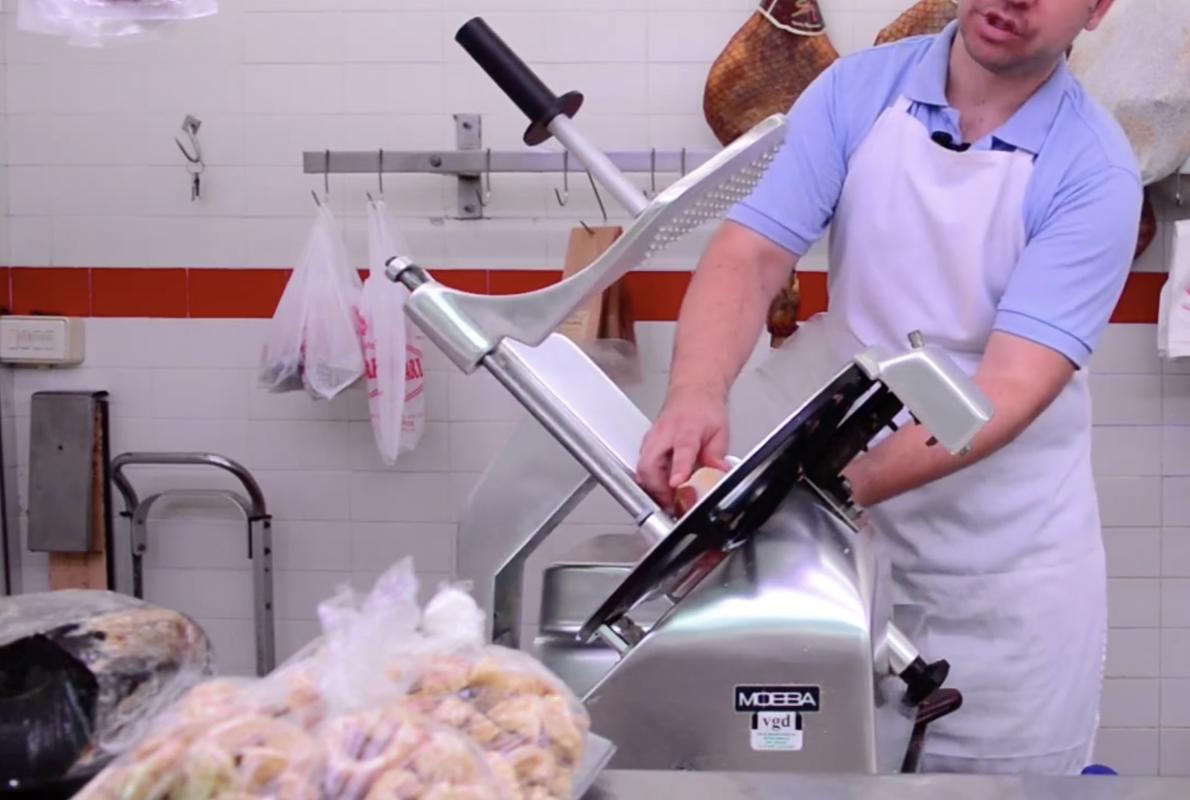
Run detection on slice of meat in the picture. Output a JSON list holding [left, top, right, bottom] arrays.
[[703, 0, 839, 146], [874, 0, 958, 45], [674, 468, 727, 517]]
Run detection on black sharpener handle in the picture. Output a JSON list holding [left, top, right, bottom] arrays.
[[455, 17, 583, 146]]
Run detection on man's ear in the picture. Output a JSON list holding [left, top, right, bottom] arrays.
[[1086, 0, 1118, 32]]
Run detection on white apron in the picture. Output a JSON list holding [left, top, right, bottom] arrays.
[[733, 96, 1107, 773]]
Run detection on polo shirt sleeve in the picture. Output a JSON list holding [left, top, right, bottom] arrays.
[[725, 63, 848, 257], [993, 165, 1143, 367]]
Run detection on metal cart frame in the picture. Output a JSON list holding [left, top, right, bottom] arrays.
[[110, 452, 275, 676]]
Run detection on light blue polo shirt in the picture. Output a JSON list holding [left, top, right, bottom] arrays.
[[727, 21, 1143, 367]]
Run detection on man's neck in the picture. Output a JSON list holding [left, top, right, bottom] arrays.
[[946, 34, 1058, 144]]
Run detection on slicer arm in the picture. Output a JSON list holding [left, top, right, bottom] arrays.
[[853, 331, 994, 455]]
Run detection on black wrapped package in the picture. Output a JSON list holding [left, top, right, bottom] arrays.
[[0, 590, 212, 796]]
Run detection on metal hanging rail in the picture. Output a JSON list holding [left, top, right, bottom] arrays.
[[301, 148, 717, 177], [300, 113, 727, 218]]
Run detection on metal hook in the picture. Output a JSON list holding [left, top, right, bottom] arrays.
[[554, 151, 570, 207], [475, 148, 493, 208], [323, 149, 331, 203], [174, 114, 203, 164], [649, 148, 657, 197], [311, 189, 321, 207], [586, 169, 607, 223], [577, 169, 607, 234], [378, 148, 385, 199], [680, 147, 687, 178]]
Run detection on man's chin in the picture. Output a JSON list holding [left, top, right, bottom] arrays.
[[960, 31, 1036, 75]]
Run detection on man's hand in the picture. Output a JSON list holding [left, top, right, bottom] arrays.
[[636, 384, 733, 513], [632, 221, 799, 512]]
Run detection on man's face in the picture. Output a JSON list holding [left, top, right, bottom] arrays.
[[956, 0, 1115, 75]]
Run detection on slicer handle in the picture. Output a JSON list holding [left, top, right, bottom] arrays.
[[455, 17, 584, 146], [901, 657, 951, 707]]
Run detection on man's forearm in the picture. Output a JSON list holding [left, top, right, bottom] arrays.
[[668, 223, 795, 400], [843, 331, 1075, 507]]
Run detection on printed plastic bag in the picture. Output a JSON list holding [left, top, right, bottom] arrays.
[[259, 204, 364, 400], [358, 200, 426, 463], [74, 561, 593, 800], [18, 0, 218, 47], [1069, 0, 1190, 185]]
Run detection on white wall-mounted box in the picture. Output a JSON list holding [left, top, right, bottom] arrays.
[[0, 316, 86, 366]]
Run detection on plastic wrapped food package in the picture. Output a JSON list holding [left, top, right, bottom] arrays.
[[403, 648, 590, 800], [74, 559, 592, 799], [18, 0, 218, 46], [0, 591, 214, 789], [77, 683, 502, 800]]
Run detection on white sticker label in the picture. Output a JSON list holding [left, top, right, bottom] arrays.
[[750, 711, 804, 752]]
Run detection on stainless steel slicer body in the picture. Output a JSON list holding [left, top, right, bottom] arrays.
[[388, 17, 995, 777]]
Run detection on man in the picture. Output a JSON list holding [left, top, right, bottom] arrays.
[[637, 0, 1141, 776]]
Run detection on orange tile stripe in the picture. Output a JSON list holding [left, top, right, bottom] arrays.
[[0, 267, 1163, 324]]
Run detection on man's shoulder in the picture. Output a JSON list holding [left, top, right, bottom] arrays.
[[815, 34, 937, 142], [1049, 75, 1140, 182], [828, 33, 935, 93]]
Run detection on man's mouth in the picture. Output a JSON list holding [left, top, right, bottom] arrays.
[[984, 10, 1022, 36]]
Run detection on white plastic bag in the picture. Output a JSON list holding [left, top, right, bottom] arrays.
[[1069, 0, 1190, 185], [18, 0, 218, 47], [358, 200, 425, 463], [1159, 221, 1190, 360], [303, 205, 365, 400], [258, 208, 319, 394], [258, 204, 364, 400]]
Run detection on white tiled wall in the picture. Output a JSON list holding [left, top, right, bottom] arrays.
[[1088, 317, 1190, 776], [12, 318, 474, 670], [0, 0, 1018, 273], [3, 0, 1190, 778]]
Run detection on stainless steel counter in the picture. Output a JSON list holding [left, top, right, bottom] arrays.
[[583, 770, 1190, 799]]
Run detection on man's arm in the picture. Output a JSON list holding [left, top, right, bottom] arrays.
[[842, 331, 1072, 506], [635, 222, 797, 509], [635, 62, 851, 510], [846, 162, 1142, 507], [668, 222, 797, 401]]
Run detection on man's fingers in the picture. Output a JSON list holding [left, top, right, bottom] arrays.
[[636, 430, 676, 506], [668, 433, 701, 489], [701, 426, 731, 472]]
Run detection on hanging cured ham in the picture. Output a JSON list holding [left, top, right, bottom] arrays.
[[703, 0, 839, 146], [874, 0, 958, 45]]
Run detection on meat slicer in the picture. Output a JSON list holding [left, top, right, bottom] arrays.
[[386, 18, 993, 775]]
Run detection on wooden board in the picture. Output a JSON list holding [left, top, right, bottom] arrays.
[[557, 226, 623, 345]]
